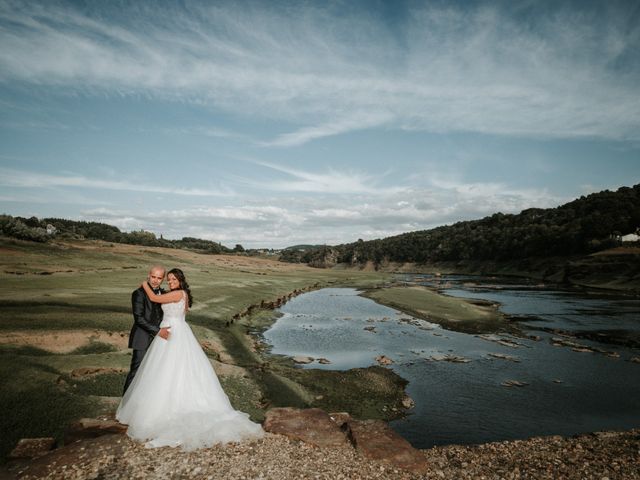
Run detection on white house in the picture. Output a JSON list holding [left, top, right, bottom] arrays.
[[621, 233, 640, 242]]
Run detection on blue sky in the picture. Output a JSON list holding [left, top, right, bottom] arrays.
[[1, 0, 639, 248]]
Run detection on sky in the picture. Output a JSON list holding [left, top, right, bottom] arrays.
[[1, 0, 639, 249]]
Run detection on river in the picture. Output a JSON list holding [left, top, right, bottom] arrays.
[[262, 275, 640, 448]]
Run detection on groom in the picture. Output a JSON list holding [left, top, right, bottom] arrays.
[[122, 265, 171, 394]]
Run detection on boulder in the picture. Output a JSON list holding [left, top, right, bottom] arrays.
[[263, 408, 350, 448], [346, 419, 428, 473], [64, 418, 127, 444], [8, 438, 56, 459]]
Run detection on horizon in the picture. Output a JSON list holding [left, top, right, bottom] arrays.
[[1, 0, 639, 249], [4, 181, 636, 250]]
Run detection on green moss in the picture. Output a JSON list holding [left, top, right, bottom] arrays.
[[272, 365, 408, 420]]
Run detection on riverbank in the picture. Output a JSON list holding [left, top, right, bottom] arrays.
[[7, 427, 639, 479], [348, 246, 640, 293]]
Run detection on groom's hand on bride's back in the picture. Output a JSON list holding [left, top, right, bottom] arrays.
[[158, 327, 170, 340]]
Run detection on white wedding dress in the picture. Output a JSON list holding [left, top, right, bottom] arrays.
[[116, 293, 263, 450]]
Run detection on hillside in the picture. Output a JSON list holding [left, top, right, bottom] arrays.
[[286, 185, 640, 289]]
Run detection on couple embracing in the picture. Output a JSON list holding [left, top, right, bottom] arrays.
[[116, 266, 263, 450]]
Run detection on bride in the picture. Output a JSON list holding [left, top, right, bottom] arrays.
[[116, 268, 263, 450]]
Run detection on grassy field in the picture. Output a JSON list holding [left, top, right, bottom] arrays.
[[0, 236, 395, 461]]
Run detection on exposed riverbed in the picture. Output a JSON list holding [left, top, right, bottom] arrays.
[[262, 277, 640, 448]]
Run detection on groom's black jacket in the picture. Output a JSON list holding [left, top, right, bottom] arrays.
[[128, 286, 164, 351]]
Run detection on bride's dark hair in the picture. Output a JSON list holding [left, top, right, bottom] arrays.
[[167, 268, 193, 308]]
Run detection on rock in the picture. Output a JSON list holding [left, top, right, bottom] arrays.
[[375, 355, 394, 365], [8, 438, 56, 459], [292, 356, 314, 364], [501, 380, 529, 387], [478, 335, 525, 348], [429, 354, 470, 363], [346, 419, 428, 473], [497, 339, 523, 348], [629, 356, 640, 363], [328, 412, 352, 428], [572, 347, 594, 353], [487, 353, 520, 362], [363, 326, 377, 332], [317, 357, 331, 364], [263, 408, 350, 448], [551, 337, 590, 349], [401, 395, 415, 409], [64, 418, 127, 444]]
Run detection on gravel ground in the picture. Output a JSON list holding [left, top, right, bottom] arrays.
[[11, 429, 640, 480]]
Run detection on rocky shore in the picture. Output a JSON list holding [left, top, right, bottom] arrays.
[[5, 410, 639, 480]]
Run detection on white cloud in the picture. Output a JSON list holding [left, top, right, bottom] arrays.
[[262, 112, 394, 147], [0, 168, 234, 197], [1, 1, 638, 145], [242, 161, 402, 195], [75, 178, 565, 248]]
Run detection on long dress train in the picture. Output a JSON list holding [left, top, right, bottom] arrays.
[[116, 294, 263, 450]]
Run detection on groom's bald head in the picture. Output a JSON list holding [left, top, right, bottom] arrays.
[[148, 266, 165, 289]]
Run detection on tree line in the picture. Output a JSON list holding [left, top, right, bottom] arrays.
[[0, 215, 235, 254], [285, 184, 640, 267]]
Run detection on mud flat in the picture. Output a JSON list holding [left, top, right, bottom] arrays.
[[361, 285, 506, 334]]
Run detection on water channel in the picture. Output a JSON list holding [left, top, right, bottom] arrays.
[[262, 276, 640, 448]]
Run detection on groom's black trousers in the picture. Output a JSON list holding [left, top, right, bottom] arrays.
[[123, 349, 147, 394]]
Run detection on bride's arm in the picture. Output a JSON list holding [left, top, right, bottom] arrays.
[[141, 282, 183, 303]]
